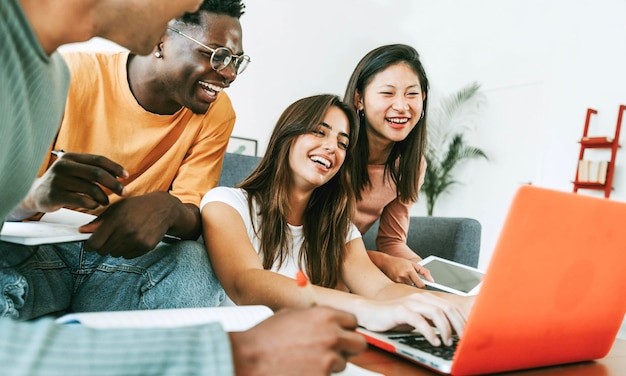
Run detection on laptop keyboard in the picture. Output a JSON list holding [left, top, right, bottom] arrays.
[[389, 334, 460, 361]]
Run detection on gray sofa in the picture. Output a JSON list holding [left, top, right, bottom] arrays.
[[218, 152, 481, 267], [361, 217, 481, 267], [218, 152, 262, 188]]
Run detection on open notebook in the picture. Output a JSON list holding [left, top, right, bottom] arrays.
[[56, 305, 274, 331], [0, 209, 94, 245], [358, 185, 626, 375], [1, 208, 180, 245]]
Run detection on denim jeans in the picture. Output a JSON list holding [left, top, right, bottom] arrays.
[[0, 240, 225, 320]]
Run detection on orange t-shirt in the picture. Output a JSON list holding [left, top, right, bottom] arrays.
[[40, 51, 235, 214]]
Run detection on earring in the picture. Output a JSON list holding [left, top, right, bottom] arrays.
[[419, 110, 425, 120], [154, 51, 162, 58]]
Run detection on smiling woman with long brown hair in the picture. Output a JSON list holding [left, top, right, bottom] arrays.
[[201, 93, 473, 348]]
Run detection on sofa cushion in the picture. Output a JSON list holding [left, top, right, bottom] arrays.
[[362, 217, 481, 268], [218, 153, 261, 188]]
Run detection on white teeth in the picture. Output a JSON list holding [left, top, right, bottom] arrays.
[[199, 81, 223, 93], [387, 117, 409, 124], [310, 155, 331, 168]]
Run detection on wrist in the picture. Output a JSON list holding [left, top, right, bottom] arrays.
[[147, 191, 183, 223], [148, 192, 201, 239], [351, 296, 375, 327], [9, 192, 42, 221], [229, 331, 262, 375]]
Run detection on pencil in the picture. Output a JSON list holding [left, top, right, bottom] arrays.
[[296, 269, 317, 307]]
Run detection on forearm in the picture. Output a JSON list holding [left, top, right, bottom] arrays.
[[229, 269, 370, 319], [371, 279, 422, 300], [375, 241, 419, 259], [0, 317, 234, 376], [366, 249, 389, 267], [367, 249, 419, 266]]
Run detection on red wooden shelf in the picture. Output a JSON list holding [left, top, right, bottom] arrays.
[[579, 140, 614, 148], [573, 181, 609, 189], [573, 105, 624, 198]]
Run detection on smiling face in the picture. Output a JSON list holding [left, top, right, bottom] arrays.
[[158, 13, 244, 114], [356, 62, 425, 144], [289, 106, 351, 191]]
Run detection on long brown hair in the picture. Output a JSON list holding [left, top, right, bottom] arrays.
[[239, 94, 358, 287], [344, 44, 429, 203]]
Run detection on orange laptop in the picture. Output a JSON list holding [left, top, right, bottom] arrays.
[[358, 185, 626, 375]]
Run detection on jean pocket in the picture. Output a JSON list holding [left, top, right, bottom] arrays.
[[0, 270, 27, 319]]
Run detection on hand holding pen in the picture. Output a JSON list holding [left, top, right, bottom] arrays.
[[22, 150, 129, 215]]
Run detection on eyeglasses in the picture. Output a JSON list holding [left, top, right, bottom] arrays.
[[167, 26, 251, 75]]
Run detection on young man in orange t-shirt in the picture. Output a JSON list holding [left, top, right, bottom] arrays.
[[6, 0, 244, 317]]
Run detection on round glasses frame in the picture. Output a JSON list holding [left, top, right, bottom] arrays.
[[167, 26, 251, 75]]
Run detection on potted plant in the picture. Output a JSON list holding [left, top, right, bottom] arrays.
[[421, 82, 488, 216]]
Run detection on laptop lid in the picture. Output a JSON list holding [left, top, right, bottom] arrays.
[[358, 186, 626, 375], [453, 185, 626, 375]]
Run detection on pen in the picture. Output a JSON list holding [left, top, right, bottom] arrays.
[[51, 149, 65, 158], [296, 269, 317, 307]]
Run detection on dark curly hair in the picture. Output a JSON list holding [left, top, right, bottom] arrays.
[[178, 0, 246, 24]]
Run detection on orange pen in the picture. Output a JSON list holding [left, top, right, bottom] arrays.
[[296, 269, 317, 307]]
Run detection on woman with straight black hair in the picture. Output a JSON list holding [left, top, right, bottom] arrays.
[[344, 44, 434, 287]]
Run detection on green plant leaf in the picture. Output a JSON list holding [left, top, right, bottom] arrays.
[[420, 83, 488, 216]]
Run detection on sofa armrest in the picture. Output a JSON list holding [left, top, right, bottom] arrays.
[[362, 217, 481, 268]]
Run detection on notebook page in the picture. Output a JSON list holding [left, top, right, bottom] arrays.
[[1, 208, 180, 245], [56, 305, 273, 332], [40, 208, 96, 225], [0, 209, 94, 245], [336, 363, 383, 376], [0, 222, 91, 245]]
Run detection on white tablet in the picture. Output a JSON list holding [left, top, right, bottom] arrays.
[[418, 255, 484, 296]]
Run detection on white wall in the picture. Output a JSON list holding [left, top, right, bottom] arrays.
[[63, 0, 626, 270]]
